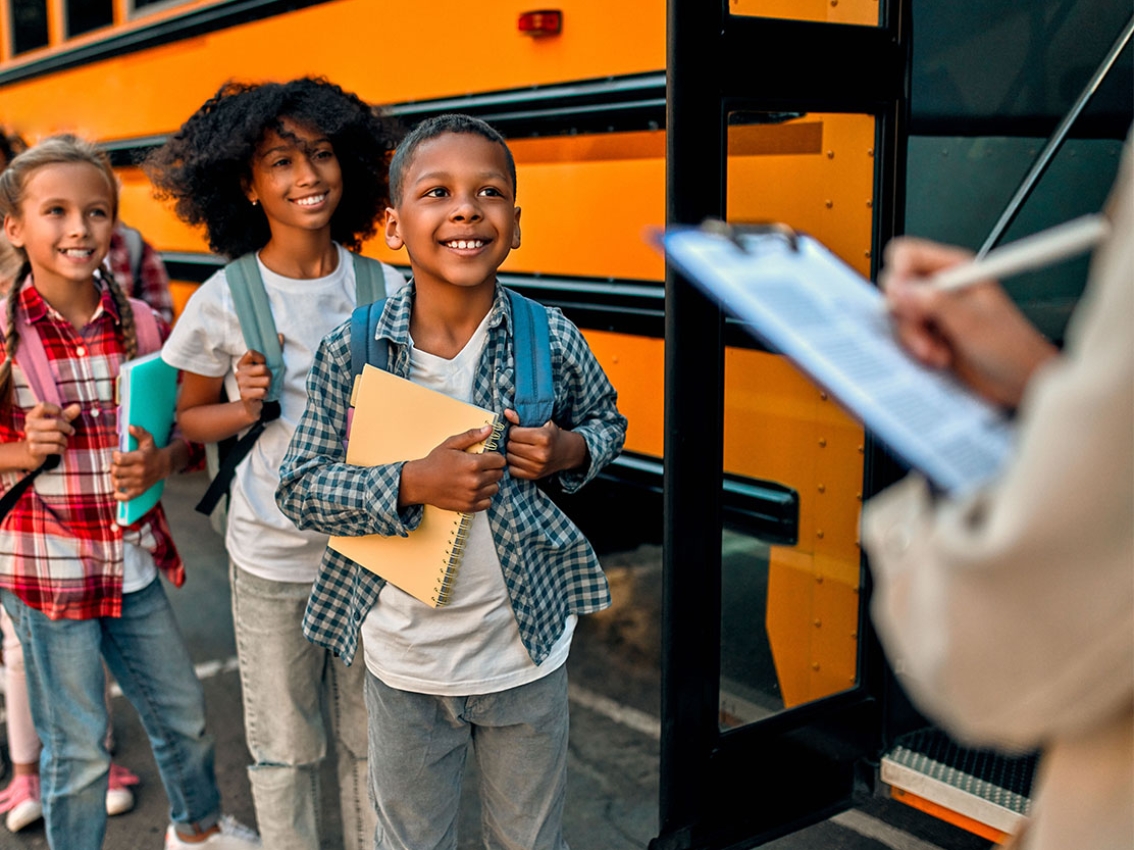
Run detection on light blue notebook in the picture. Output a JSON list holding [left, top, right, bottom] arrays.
[[116, 351, 179, 526]]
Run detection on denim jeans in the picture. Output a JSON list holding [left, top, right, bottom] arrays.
[[1, 580, 221, 850], [365, 665, 570, 850], [231, 564, 374, 850]]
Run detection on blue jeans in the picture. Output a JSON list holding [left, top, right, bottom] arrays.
[[365, 666, 570, 850], [1, 580, 221, 850], [231, 563, 374, 850]]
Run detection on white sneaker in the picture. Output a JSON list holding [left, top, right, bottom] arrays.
[[164, 814, 261, 849], [106, 762, 139, 816], [0, 774, 42, 833]]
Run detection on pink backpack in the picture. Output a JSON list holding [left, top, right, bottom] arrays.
[[0, 293, 162, 517]]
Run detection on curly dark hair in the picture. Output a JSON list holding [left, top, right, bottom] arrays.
[[0, 128, 27, 169], [145, 77, 401, 259]]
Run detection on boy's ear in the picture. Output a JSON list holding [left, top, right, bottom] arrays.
[[3, 215, 24, 249], [511, 206, 522, 250], [384, 208, 404, 250]]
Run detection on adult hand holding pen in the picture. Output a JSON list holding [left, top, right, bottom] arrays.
[[880, 236, 1059, 410]]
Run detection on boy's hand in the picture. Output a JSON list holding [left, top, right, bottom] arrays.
[[503, 409, 587, 480], [399, 425, 506, 513], [21, 402, 82, 469], [111, 425, 171, 500], [234, 348, 273, 421]]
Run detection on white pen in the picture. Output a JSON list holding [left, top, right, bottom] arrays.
[[929, 213, 1111, 292]]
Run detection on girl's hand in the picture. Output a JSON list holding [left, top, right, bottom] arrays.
[[503, 409, 587, 480], [22, 402, 82, 468], [234, 348, 273, 421], [111, 425, 171, 500], [399, 425, 507, 513]]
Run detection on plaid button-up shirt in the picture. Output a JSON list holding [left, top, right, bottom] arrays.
[[277, 283, 627, 667], [0, 281, 184, 620]]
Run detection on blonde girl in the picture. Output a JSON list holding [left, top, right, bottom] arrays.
[[0, 136, 259, 850]]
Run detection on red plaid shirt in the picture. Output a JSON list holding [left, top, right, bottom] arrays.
[[0, 280, 184, 620], [106, 224, 174, 324]]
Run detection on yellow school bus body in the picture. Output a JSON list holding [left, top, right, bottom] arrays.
[[0, 0, 870, 708]]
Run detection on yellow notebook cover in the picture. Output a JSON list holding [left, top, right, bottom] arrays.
[[328, 364, 504, 607]]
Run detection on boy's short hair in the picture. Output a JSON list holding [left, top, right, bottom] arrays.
[[146, 77, 402, 259], [388, 114, 517, 207]]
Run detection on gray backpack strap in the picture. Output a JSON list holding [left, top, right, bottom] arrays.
[[226, 253, 283, 403], [351, 253, 384, 305]]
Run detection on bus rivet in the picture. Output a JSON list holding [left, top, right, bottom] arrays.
[[866, 199, 873, 208], [826, 150, 835, 159], [818, 438, 827, 447], [825, 199, 833, 208], [816, 530, 824, 539], [814, 619, 822, 628], [820, 392, 828, 401], [867, 148, 874, 157], [818, 484, 826, 493], [815, 575, 824, 584], [812, 662, 821, 670]]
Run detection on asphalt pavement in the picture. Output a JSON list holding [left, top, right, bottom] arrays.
[[0, 472, 991, 850]]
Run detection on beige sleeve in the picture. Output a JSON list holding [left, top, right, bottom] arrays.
[[861, 138, 1134, 750]]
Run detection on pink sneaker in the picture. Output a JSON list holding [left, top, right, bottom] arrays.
[[0, 773, 42, 832], [107, 762, 140, 816]]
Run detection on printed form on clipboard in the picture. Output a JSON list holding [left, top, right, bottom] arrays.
[[662, 223, 1015, 496]]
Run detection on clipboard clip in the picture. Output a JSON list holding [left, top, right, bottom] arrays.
[[700, 218, 800, 254]]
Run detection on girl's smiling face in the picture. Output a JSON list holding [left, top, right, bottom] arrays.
[[245, 118, 343, 241], [3, 161, 115, 292]]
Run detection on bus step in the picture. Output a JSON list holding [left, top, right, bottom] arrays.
[[881, 729, 1038, 843]]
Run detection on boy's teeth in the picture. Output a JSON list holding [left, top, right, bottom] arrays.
[[62, 249, 93, 257], [294, 194, 326, 206], [447, 240, 484, 249]]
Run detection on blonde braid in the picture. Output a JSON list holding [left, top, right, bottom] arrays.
[[102, 267, 138, 361], [0, 269, 28, 404]]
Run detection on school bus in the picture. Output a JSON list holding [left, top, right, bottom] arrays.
[[0, 0, 1127, 847]]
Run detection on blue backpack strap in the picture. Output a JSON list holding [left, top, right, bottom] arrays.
[[507, 289, 555, 426], [226, 253, 284, 403], [350, 298, 389, 380]]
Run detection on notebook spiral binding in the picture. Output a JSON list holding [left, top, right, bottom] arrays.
[[432, 417, 507, 606]]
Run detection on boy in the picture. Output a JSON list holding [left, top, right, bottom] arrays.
[[276, 114, 627, 849]]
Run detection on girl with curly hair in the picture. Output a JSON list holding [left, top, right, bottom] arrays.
[[147, 78, 404, 850]]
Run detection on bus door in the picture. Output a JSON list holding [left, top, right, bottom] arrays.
[[654, 2, 908, 848]]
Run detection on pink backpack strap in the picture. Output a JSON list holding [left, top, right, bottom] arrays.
[[127, 297, 162, 355], [0, 306, 62, 408]]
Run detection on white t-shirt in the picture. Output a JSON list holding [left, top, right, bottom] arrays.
[[162, 245, 406, 583], [362, 311, 575, 695]]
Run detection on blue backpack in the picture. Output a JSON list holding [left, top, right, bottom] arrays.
[[348, 289, 556, 427]]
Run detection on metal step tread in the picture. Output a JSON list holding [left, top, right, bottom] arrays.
[[882, 729, 1038, 835]]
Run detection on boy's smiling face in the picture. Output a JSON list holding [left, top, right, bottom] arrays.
[[384, 131, 520, 293]]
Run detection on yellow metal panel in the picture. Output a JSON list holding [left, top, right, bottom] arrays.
[[0, 0, 665, 143], [581, 330, 664, 458], [729, 0, 879, 27]]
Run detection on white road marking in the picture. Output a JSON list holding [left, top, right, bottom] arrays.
[[5, 658, 945, 850], [832, 809, 948, 850]]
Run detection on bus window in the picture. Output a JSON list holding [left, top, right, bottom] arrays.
[[66, 0, 113, 38], [719, 111, 875, 726], [729, 0, 880, 28], [10, 0, 48, 55]]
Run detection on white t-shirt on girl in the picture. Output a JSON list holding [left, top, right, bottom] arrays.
[[361, 310, 575, 695], [162, 244, 406, 584]]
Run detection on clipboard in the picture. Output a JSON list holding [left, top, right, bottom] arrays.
[[661, 222, 1015, 495]]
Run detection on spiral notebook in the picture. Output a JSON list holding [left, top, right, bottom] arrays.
[[328, 364, 504, 607]]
